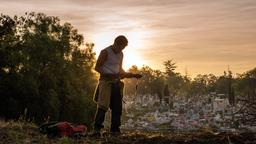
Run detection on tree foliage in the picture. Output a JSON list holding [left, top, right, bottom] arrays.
[[0, 13, 97, 124]]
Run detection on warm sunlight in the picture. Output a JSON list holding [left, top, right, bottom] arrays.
[[92, 31, 147, 70], [122, 49, 145, 70]]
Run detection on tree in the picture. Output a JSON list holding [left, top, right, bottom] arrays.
[[163, 60, 176, 77], [124, 65, 165, 102], [0, 13, 97, 124], [163, 60, 183, 98], [236, 68, 256, 101]]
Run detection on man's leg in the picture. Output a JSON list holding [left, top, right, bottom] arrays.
[[110, 82, 122, 132], [93, 107, 106, 132]]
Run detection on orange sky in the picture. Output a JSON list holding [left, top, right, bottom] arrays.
[[1, 0, 256, 77]]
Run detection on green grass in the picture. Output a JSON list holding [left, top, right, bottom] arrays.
[[0, 119, 50, 144]]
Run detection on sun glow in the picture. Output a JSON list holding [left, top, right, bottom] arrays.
[[91, 31, 147, 71], [122, 48, 145, 70]]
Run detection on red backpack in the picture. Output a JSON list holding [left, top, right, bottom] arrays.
[[39, 121, 87, 137]]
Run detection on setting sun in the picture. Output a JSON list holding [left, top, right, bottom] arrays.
[[122, 49, 145, 70]]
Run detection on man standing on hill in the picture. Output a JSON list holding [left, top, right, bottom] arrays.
[[92, 35, 142, 136]]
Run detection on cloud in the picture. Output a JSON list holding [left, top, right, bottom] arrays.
[[1, 0, 256, 75]]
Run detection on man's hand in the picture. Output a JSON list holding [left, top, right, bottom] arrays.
[[101, 73, 142, 79], [102, 74, 119, 79], [119, 73, 131, 79], [120, 73, 142, 79], [133, 74, 142, 79]]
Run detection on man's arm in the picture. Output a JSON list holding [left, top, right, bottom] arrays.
[[95, 50, 108, 74], [119, 54, 126, 75]]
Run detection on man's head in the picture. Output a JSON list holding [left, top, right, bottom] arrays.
[[113, 35, 128, 53]]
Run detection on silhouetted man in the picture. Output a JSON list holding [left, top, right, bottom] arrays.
[[92, 35, 142, 136]]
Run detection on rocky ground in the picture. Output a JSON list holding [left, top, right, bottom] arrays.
[[1, 120, 256, 144]]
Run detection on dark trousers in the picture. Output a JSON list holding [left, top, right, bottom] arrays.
[[94, 82, 122, 132]]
